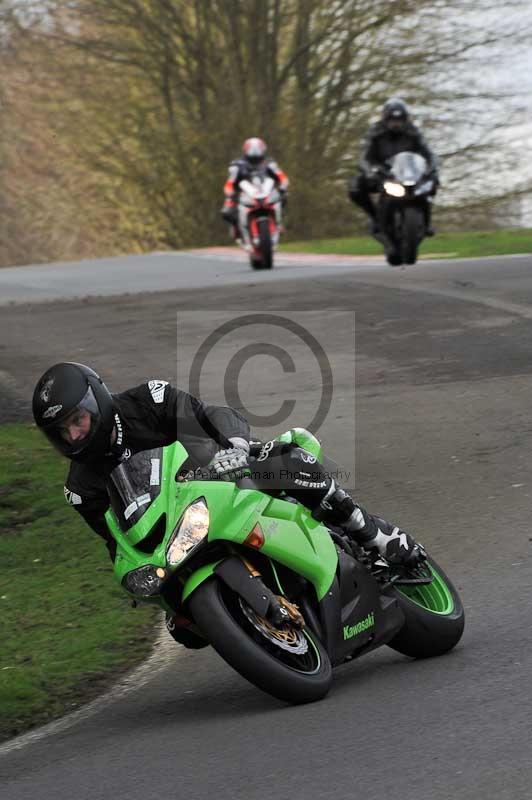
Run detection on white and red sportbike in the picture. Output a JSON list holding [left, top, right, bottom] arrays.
[[237, 173, 283, 270]]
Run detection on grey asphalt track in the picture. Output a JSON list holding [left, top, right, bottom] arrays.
[[0, 249, 384, 305], [1, 248, 532, 800]]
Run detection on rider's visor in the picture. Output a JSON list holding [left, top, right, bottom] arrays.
[[44, 386, 102, 456], [387, 118, 406, 132]]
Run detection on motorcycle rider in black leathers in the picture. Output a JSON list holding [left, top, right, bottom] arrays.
[[348, 98, 439, 235], [33, 363, 422, 640], [221, 137, 289, 239]]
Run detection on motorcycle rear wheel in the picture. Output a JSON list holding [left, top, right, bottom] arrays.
[[387, 556, 465, 658], [190, 577, 332, 704]]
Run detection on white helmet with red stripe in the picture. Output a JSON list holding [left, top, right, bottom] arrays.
[[242, 137, 267, 166]]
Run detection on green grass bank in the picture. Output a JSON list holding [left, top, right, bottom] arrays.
[[283, 228, 532, 259], [0, 424, 160, 742]]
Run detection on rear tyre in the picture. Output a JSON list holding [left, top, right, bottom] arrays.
[[401, 206, 424, 265], [257, 218, 273, 269], [387, 556, 465, 658], [189, 578, 332, 704]]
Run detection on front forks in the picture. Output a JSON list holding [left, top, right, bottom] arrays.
[[221, 554, 304, 628], [240, 555, 304, 627]]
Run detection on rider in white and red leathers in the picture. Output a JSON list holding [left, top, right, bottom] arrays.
[[221, 137, 289, 237]]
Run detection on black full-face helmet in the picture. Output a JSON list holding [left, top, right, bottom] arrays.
[[32, 362, 115, 462], [382, 97, 410, 134]]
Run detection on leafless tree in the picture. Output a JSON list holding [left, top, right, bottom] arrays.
[[0, 0, 529, 263]]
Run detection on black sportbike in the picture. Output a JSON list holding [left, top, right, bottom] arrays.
[[374, 151, 436, 266]]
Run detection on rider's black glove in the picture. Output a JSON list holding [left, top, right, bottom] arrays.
[[220, 204, 237, 225], [280, 191, 288, 209], [365, 164, 386, 191]]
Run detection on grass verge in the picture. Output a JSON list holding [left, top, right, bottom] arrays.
[[282, 228, 532, 259], [0, 424, 160, 743]]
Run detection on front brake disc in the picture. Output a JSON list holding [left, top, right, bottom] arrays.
[[239, 598, 309, 655]]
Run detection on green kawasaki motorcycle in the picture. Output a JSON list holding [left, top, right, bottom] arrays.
[[107, 431, 465, 704]]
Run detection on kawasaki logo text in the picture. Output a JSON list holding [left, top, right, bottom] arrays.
[[343, 612, 375, 640]]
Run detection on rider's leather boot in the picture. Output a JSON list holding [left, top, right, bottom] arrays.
[[312, 481, 421, 567]]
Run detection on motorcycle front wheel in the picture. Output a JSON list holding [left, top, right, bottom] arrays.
[[386, 248, 403, 267], [189, 578, 332, 704], [380, 205, 403, 266], [401, 205, 424, 265], [257, 218, 273, 269], [387, 556, 465, 659]]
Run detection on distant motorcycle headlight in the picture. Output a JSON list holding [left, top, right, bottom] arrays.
[[384, 181, 406, 198], [166, 499, 209, 565], [122, 565, 164, 596]]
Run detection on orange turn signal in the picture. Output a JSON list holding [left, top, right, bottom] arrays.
[[244, 523, 265, 549]]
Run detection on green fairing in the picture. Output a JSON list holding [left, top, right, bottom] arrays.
[[181, 562, 220, 602], [108, 435, 337, 608], [107, 443, 188, 585], [103, 432, 464, 702]]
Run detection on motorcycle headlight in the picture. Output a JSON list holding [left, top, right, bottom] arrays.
[[122, 565, 165, 597], [166, 499, 209, 565], [384, 181, 406, 198]]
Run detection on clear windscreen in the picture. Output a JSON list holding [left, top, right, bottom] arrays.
[[240, 173, 275, 202], [390, 151, 427, 184], [108, 448, 164, 531]]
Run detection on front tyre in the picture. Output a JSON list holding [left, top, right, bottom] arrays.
[[387, 557, 465, 658], [401, 206, 424, 265], [382, 206, 402, 266], [386, 249, 403, 267], [189, 578, 332, 704], [257, 218, 273, 269], [250, 256, 265, 270]]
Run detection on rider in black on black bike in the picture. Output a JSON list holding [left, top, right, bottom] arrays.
[[348, 98, 439, 236]]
